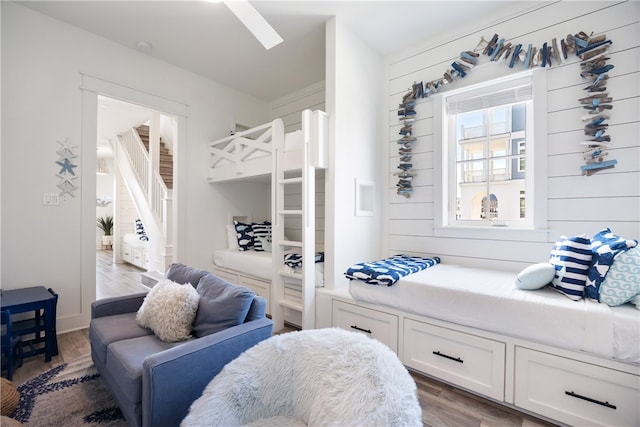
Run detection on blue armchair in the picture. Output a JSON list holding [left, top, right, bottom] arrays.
[[89, 264, 273, 427]]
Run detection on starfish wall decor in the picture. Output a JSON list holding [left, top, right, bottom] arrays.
[[55, 137, 79, 199]]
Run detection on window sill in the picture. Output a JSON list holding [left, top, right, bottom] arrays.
[[433, 225, 550, 242]]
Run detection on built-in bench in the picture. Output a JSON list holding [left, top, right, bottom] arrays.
[[317, 264, 640, 426]]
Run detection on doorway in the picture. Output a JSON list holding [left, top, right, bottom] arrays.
[[96, 96, 169, 297], [79, 73, 187, 327]]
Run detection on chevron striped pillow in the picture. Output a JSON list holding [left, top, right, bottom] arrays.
[[252, 222, 271, 252], [549, 235, 592, 300]]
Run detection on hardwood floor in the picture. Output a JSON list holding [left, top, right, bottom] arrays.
[[96, 249, 149, 299], [9, 256, 557, 426]]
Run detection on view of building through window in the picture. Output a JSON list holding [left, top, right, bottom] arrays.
[[454, 103, 527, 223]]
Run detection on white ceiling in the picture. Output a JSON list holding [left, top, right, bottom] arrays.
[[18, 0, 541, 102], [18, 0, 541, 152]]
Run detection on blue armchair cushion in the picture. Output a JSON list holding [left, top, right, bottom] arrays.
[[192, 274, 255, 338], [106, 335, 186, 403], [89, 312, 153, 367], [166, 263, 210, 287]]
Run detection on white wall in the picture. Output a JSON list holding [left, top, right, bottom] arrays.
[[325, 17, 384, 289], [383, 1, 640, 271], [1, 2, 270, 332], [95, 157, 114, 250]]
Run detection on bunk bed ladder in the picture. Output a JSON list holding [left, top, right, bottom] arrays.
[[271, 110, 319, 331]]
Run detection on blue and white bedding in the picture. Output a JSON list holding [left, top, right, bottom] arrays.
[[345, 254, 441, 286], [283, 252, 324, 269]]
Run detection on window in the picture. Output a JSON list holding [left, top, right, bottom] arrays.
[[434, 70, 547, 236]]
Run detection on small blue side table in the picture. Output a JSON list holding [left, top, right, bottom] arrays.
[[1, 286, 59, 362]]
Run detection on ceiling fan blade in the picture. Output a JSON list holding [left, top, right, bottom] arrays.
[[223, 0, 283, 50]]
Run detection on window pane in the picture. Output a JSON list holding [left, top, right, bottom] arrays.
[[453, 101, 529, 224], [512, 103, 526, 132], [457, 140, 484, 162], [490, 106, 509, 134], [440, 72, 539, 230], [457, 159, 486, 185], [457, 111, 484, 140], [456, 161, 487, 221]]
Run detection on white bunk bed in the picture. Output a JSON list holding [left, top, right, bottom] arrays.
[[208, 110, 328, 330]]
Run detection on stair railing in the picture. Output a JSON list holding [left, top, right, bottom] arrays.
[[118, 128, 171, 236], [119, 128, 149, 195]]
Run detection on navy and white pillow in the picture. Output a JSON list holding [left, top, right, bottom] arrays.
[[549, 235, 592, 300], [252, 222, 271, 252], [233, 221, 254, 251], [585, 228, 638, 301], [135, 218, 149, 241]]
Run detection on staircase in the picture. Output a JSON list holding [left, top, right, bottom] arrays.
[[136, 125, 173, 189], [116, 123, 174, 272]]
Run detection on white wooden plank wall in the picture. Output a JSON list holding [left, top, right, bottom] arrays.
[[117, 180, 140, 240], [385, 1, 639, 271], [269, 81, 326, 133]]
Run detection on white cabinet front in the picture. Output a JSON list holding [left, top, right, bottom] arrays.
[[403, 318, 505, 401], [515, 347, 640, 426], [332, 300, 398, 353]]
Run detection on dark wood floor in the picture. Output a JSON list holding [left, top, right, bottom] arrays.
[[9, 252, 557, 426]]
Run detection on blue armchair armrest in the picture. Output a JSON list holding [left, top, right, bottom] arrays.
[[91, 292, 148, 319], [141, 317, 273, 427]]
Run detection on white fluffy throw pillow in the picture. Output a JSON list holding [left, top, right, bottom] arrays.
[[136, 279, 200, 342]]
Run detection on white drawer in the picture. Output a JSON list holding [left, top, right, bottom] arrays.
[[122, 245, 132, 262], [239, 275, 271, 311], [515, 347, 640, 426], [332, 300, 398, 353], [403, 318, 505, 400], [132, 249, 142, 265]]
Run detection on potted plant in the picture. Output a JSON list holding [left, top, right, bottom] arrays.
[[97, 215, 114, 247]]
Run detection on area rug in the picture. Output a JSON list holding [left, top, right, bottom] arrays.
[[12, 354, 126, 426]]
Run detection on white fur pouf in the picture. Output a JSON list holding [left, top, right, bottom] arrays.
[[182, 328, 422, 427]]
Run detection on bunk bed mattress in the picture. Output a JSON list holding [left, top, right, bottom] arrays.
[[213, 248, 324, 287], [348, 264, 640, 364]]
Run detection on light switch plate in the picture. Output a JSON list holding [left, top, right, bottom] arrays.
[[43, 192, 60, 205]]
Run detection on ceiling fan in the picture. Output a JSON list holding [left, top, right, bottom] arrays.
[[222, 0, 283, 50]]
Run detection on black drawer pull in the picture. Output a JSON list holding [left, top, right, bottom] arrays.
[[565, 391, 616, 410], [350, 325, 372, 334], [433, 351, 463, 363]]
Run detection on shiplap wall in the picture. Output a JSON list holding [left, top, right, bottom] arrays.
[[269, 81, 326, 133], [269, 82, 327, 248], [384, 1, 639, 271]]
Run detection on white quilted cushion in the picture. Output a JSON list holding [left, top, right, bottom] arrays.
[[136, 279, 200, 342]]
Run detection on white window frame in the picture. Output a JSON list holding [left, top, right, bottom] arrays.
[[433, 69, 548, 242]]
